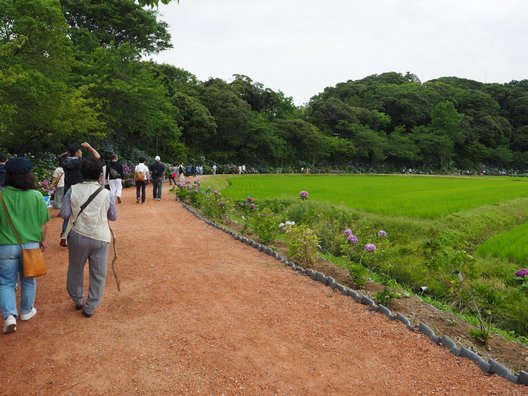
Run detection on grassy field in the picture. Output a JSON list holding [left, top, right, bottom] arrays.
[[217, 174, 528, 219], [477, 222, 528, 264]]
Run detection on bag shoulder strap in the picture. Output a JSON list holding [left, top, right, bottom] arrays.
[[77, 185, 104, 219], [0, 192, 23, 246]]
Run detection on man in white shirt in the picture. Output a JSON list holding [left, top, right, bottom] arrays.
[[51, 165, 65, 209], [134, 158, 150, 203]]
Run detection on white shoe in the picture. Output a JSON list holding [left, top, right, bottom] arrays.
[[3, 315, 16, 334], [20, 307, 37, 321]]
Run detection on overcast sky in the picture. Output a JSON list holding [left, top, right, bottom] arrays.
[[150, 0, 528, 105]]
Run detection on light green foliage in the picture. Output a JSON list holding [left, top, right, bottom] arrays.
[[477, 223, 528, 264], [248, 208, 280, 245], [286, 225, 319, 266]]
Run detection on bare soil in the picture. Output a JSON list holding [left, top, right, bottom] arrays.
[[1, 182, 526, 395]]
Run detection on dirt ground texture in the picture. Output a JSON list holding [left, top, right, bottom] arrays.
[[1, 182, 526, 395]]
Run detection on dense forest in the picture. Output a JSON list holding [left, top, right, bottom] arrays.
[[2, 0, 528, 173]]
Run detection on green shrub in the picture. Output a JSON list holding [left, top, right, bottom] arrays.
[[249, 208, 280, 245], [286, 224, 319, 266], [346, 262, 369, 289]]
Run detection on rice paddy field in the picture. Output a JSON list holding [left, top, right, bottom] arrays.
[[218, 174, 528, 219]]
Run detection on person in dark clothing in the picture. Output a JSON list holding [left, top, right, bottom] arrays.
[[58, 143, 101, 244], [0, 154, 7, 188], [148, 156, 165, 200], [105, 154, 124, 204]]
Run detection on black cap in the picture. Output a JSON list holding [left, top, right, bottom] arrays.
[[5, 157, 33, 174], [68, 143, 83, 154]]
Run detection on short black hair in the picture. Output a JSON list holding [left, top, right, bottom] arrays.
[[0, 153, 7, 162], [111, 153, 118, 160], [81, 157, 103, 181], [139, 157, 145, 163], [5, 172, 35, 190]]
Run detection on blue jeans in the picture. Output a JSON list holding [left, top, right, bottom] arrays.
[[152, 177, 163, 199], [0, 243, 38, 319]]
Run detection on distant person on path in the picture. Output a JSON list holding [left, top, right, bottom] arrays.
[[134, 158, 149, 204], [191, 164, 197, 178], [60, 157, 117, 318], [178, 163, 185, 182], [168, 164, 178, 188], [212, 164, 217, 175], [51, 163, 65, 209], [106, 154, 124, 204], [58, 142, 101, 245], [149, 156, 165, 201], [185, 164, 191, 178], [0, 157, 50, 334], [0, 154, 7, 188]]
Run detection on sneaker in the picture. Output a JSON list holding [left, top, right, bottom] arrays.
[[81, 309, 92, 318], [3, 315, 16, 334], [20, 307, 37, 321], [136, 198, 140, 203], [60, 238, 68, 247], [117, 197, 122, 204]]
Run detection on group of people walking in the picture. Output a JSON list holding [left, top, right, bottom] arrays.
[[0, 143, 121, 334], [0, 143, 188, 334]]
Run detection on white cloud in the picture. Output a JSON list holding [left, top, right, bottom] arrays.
[[151, 0, 528, 105]]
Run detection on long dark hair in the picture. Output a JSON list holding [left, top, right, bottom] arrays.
[[4, 172, 36, 191]]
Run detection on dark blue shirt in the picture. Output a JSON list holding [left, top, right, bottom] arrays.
[[59, 156, 84, 192], [149, 162, 165, 179]]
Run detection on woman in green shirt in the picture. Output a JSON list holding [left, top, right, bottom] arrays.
[[0, 157, 50, 334]]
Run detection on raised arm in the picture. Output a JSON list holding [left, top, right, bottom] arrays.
[[81, 142, 101, 160]]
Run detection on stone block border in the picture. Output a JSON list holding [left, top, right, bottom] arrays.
[[178, 200, 527, 386]]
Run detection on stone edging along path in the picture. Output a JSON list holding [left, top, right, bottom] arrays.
[[178, 199, 528, 387]]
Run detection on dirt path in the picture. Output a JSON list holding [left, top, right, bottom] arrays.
[[1, 182, 525, 395]]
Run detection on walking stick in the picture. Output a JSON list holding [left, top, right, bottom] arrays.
[[110, 227, 121, 291]]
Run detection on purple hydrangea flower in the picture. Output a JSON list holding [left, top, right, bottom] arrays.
[[343, 229, 353, 237], [364, 243, 376, 252], [249, 203, 257, 210], [347, 234, 359, 244], [516, 268, 528, 278], [299, 191, 309, 200], [247, 197, 254, 203], [213, 189, 219, 195], [378, 230, 387, 237]]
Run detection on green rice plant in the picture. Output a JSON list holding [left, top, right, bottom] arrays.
[[477, 222, 528, 264], [220, 174, 528, 219]]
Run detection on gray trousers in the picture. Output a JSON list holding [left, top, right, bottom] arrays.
[[67, 236, 109, 315]]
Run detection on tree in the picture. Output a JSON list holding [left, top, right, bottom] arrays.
[[200, 78, 253, 161], [0, 0, 103, 152], [171, 92, 216, 154], [430, 101, 463, 143], [61, 0, 172, 55]]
